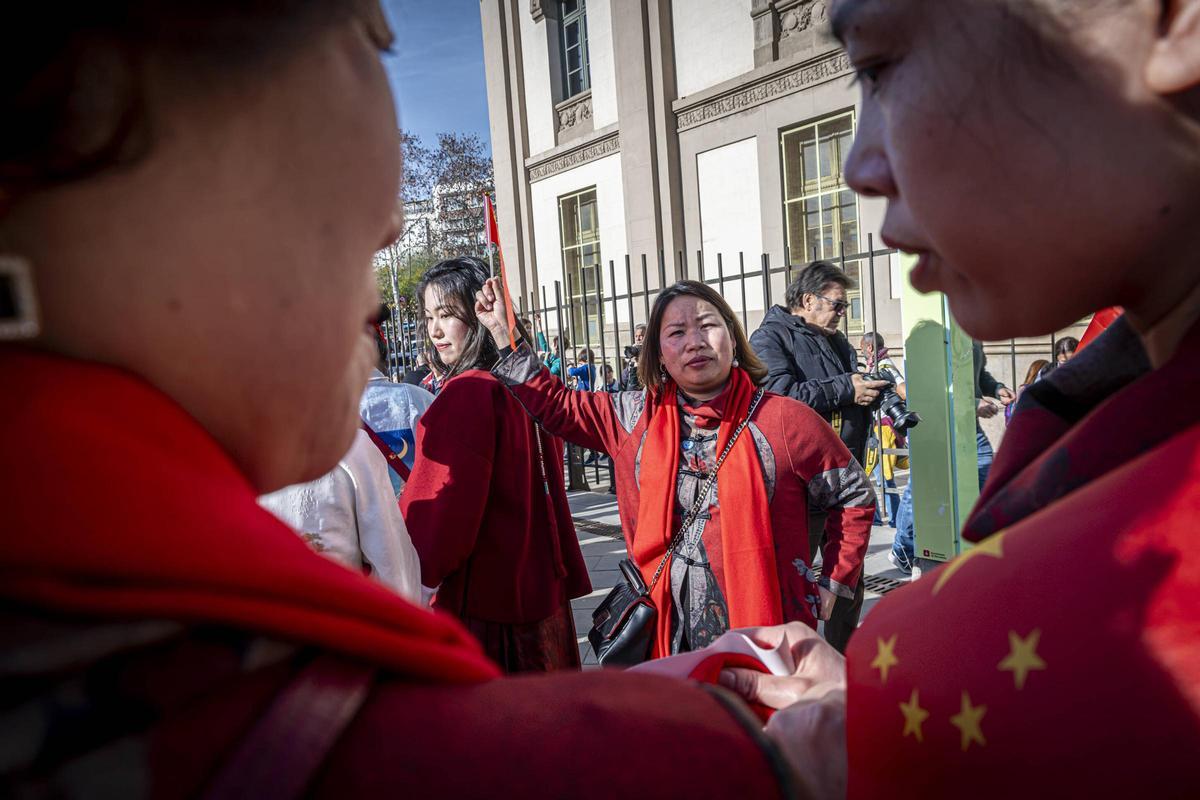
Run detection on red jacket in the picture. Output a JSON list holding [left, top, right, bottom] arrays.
[[0, 348, 796, 798], [493, 344, 875, 626], [401, 368, 591, 623]]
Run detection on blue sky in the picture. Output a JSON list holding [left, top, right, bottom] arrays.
[[381, 0, 493, 156]]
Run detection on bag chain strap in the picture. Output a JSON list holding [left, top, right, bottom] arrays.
[[646, 388, 765, 593]]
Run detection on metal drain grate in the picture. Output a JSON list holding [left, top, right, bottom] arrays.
[[572, 518, 624, 540], [807, 565, 906, 596]]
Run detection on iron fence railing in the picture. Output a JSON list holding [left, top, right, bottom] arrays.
[[382, 235, 1073, 507]]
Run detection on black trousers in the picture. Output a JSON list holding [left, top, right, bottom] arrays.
[[808, 511, 865, 654]]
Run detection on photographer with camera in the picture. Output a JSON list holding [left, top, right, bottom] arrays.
[[750, 261, 886, 652], [619, 323, 647, 390]]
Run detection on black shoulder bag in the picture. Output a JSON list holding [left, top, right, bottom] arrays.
[[588, 388, 764, 667]]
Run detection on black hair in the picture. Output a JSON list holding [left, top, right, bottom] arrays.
[[639, 280, 768, 392], [416, 257, 495, 380], [1054, 336, 1079, 359], [373, 303, 390, 369], [1, 2, 385, 203], [786, 260, 853, 311]]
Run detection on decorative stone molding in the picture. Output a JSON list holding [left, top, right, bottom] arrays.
[[555, 91, 593, 144], [675, 50, 851, 132], [752, 0, 833, 67], [531, 0, 546, 22], [528, 132, 620, 182]]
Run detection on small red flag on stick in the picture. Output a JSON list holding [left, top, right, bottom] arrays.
[[483, 193, 518, 337]]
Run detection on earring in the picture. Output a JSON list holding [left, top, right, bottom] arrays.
[[0, 254, 40, 341], [732, 357, 740, 368], [659, 364, 668, 380]]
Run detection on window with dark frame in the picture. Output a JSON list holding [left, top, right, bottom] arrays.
[[780, 110, 865, 331], [561, 0, 591, 98], [558, 187, 602, 341]]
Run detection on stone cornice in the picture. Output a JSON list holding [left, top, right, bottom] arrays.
[[527, 130, 620, 182], [673, 49, 852, 133]]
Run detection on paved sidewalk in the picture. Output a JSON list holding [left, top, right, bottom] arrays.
[[566, 488, 909, 668]]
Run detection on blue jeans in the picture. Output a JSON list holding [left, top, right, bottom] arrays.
[[871, 463, 899, 527], [977, 429, 994, 491], [892, 481, 915, 565]]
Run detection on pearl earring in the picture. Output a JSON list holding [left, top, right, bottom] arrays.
[[0, 254, 40, 341]]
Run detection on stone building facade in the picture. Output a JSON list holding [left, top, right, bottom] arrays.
[[479, 0, 1077, 385]]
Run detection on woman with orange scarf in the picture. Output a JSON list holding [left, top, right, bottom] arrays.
[[478, 277, 875, 657]]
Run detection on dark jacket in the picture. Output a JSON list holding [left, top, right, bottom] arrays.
[[973, 340, 1006, 399], [749, 304, 871, 464]]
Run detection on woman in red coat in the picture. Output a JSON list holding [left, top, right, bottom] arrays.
[[401, 257, 590, 672], [475, 277, 875, 658]]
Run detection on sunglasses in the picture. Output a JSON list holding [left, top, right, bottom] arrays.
[[812, 293, 849, 315]]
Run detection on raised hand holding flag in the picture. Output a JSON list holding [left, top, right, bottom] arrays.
[[483, 194, 518, 338]]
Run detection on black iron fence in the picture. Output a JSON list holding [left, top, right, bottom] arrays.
[[380, 236, 1078, 506]]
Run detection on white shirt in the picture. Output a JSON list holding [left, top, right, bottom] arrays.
[[260, 430, 423, 602]]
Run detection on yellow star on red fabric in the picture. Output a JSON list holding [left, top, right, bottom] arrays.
[[998, 629, 1046, 690], [899, 688, 929, 743], [932, 532, 1006, 596], [950, 691, 987, 751], [871, 634, 899, 684]]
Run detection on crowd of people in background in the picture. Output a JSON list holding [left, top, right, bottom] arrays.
[[6, 0, 1199, 796]]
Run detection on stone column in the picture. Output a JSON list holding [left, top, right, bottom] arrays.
[[608, 0, 685, 289], [480, 0, 540, 303]]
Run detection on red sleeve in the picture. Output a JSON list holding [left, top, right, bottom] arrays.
[[782, 400, 874, 593], [400, 375, 495, 588], [315, 671, 799, 799], [494, 343, 634, 456]]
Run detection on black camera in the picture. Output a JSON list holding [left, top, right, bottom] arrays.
[[861, 370, 921, 435], [623, 344, 641, 360]]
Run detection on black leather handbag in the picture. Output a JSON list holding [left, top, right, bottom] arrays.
[[587, 389, 764, 668]]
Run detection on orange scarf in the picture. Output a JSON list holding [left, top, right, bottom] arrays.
[[633, 368, 782, 658]]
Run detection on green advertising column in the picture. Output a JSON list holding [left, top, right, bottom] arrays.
[[899, 256, 980, 566]]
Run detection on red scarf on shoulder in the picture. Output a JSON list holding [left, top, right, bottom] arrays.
[[0, 347, 498, 684], [634, 368, 782, 658]]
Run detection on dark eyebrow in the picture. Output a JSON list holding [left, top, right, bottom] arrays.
[[830, 0, 866, 44]]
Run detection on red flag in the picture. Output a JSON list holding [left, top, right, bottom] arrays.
[[1077, 306, 1122, 351], [483, 194, 518, 335]]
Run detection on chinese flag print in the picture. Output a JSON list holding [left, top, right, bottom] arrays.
[[845, 437, 1200, 798]]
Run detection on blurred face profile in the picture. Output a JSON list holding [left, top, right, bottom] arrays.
[[836, 0, 1193, 340]]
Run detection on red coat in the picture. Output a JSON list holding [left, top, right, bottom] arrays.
[[494, 345, 875, 627], [401, 369, 591, 623], [846, 319, 1200, 797], [0, 348, 795, 798]]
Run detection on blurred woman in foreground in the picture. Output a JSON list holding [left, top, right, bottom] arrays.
[[722, 0, 1200, 796]]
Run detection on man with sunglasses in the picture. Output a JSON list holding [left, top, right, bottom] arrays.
[[750, 260, 889, 652]]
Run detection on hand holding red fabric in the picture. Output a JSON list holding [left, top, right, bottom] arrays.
[[717, 622, 846, 709]]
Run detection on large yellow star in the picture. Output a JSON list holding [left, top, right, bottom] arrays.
[[932, 532, 1006, 596], [899, 688, 929, 743], [949, 692, 987, 752], [998, 629, 1047, 690], [871, 634, 899, 684]]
